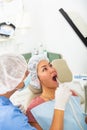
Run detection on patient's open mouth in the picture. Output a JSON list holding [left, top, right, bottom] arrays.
[[52, 75, 57, 81]]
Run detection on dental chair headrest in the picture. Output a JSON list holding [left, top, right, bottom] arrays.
[[51, 59, 73, 83]]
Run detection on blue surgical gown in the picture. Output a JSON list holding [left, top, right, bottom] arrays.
[[0, 96, 36, 130]]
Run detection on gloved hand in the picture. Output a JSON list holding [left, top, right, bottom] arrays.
[[17, 104, 26, 114], [55, 84, 72, 111]]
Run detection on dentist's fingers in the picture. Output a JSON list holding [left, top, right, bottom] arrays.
[[70, 89, 78, 96]]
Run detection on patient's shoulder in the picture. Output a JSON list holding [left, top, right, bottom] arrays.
[[28, 96, 45, 110]]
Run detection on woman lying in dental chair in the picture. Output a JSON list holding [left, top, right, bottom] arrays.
[[26, 54, 87, 130]]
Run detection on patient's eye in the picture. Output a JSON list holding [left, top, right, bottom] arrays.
[[41, 63, 53, 72], [43, 67, 47, 71]]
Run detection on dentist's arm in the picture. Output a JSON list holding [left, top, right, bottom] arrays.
[[50, 109, 64, 130], [50, 85, 72, 130]]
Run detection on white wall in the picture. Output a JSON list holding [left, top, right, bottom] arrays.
[[0, 0, 87, 75]]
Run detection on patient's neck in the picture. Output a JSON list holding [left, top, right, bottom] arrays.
[[40, 87, 56, 101]]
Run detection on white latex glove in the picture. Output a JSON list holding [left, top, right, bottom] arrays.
[[55, 84, 72, 111]]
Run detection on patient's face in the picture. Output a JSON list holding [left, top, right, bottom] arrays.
[[37, 60, 58, 89]]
